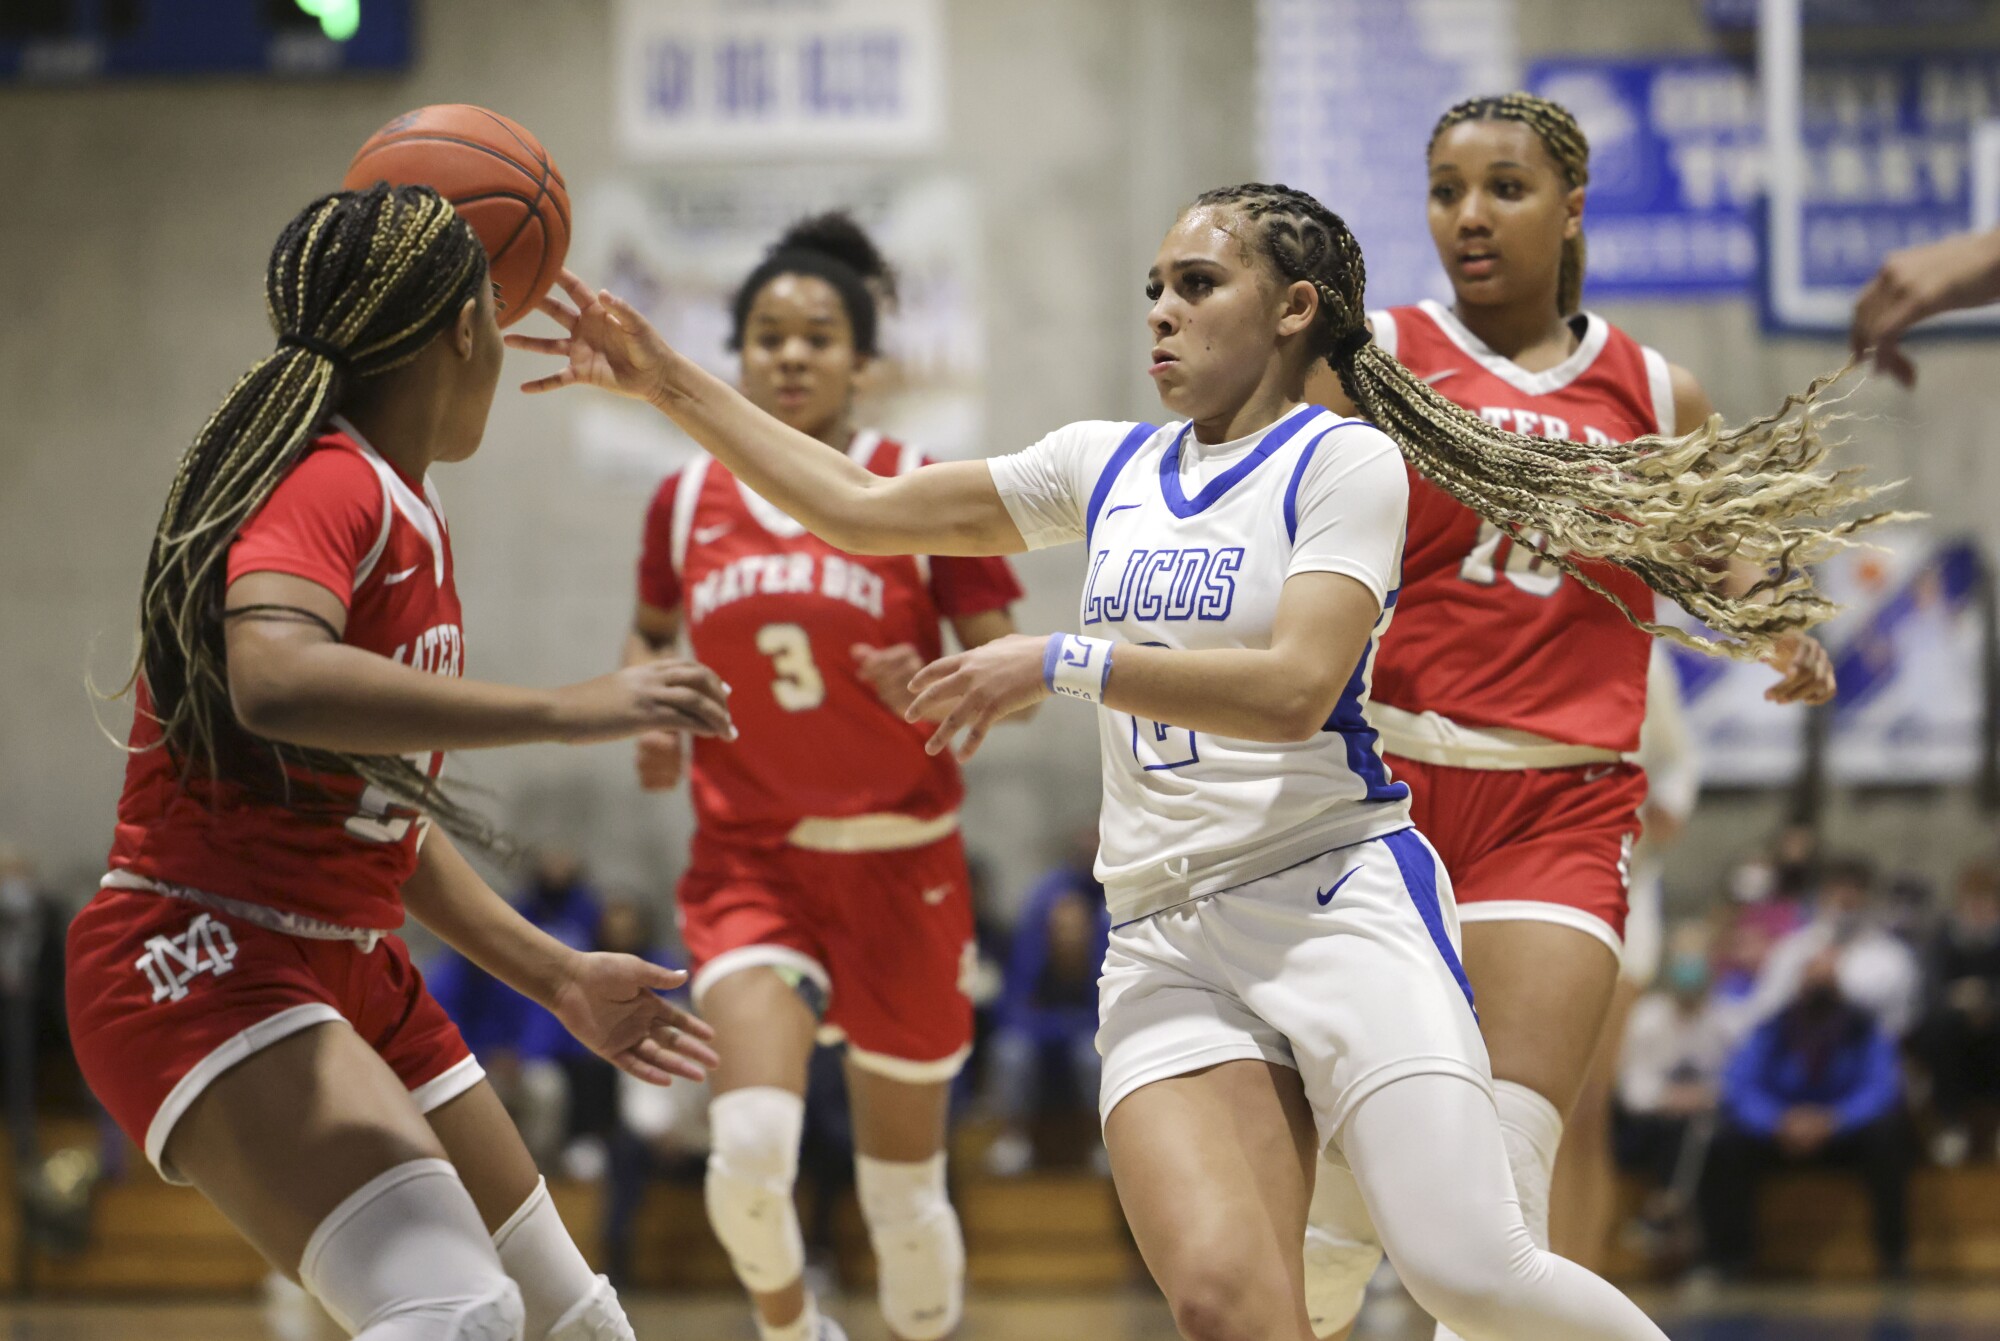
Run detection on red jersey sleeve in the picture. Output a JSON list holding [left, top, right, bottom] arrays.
[[226, 444, 386, 609], [636, 473, 683, 612], [929, 553, 1023, 618]]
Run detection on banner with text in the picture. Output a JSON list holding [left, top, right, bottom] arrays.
[[616, 0, 944, 161]]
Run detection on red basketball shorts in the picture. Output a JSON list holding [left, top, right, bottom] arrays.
[[677, 830, 976, 1082], [66, 888, 480, 1183], [1386, 756, 1647, 954]]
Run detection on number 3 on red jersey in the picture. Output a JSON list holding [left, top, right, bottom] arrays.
[[1457, 521, 1562, 597], [756, 622, 827, 712]]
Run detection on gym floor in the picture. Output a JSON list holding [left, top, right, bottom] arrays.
[[5, 1286, 1998, 1340]]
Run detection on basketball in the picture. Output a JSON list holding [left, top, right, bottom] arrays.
[[342, 104, 570, 329]]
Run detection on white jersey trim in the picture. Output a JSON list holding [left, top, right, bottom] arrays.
[[101, 871, 389, 949], [1369, 703, 1621, 771], [691, 944, 831, 1011], [333, 414, 446, 589], [147, 1002, 345, 1183], [1367, 308, 1400, 360], [1641, 345, 1677, 437], [1416, 299, 1611, 398], [847, 1041, 972, 1084], [1456, 900, 1623, 956], [785, 810, 959, 852], [409, 1055, 487, 1114], [669, 456, 711, 578]]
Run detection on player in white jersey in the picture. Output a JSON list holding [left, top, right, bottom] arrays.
[[496, 177, 1856, 1336]]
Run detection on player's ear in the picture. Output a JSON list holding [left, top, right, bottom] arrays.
[[453, 296, 479, 358]]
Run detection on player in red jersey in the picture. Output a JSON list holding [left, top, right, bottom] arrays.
[[621, 216, 1023, 1341], [66, 187, 726, 1341], [1299, 95, 1838, 1338]]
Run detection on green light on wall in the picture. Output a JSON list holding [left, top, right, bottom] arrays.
[[293, 0, 361, 42]]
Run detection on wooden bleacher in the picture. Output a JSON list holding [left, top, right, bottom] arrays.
[[7, 1127, 2000, 1295]]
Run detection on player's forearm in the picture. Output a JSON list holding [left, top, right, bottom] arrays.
[[1103, 643, 1344, 743], [403, 833, 576, 1007], [644, 349, 904, 553], [230, 641, 559, 753]]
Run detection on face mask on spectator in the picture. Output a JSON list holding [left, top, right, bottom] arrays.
[[1666, 953, 1708, 996]]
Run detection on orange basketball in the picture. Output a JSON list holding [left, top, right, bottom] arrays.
[[342, 105, 571, 329]]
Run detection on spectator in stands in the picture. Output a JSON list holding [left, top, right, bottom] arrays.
[[1912, 861, 2000, 1165], [1699, 948, 1912, 1281], [426, 849, 607, 1169], [1746, 856, 1923, 1039], [983, 834, 1110, 1177]]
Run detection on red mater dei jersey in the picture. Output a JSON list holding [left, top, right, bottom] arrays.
[[1368, 301, 1675, 754], [107, 419, 464, 931], [637, 432, 1023, 845]]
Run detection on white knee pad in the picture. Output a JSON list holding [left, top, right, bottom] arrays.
[[1431, 1080, 1563, 1341], [300, 1158, 525, 1341], [492, 1176, 633, 1341], [705, 1087, 807, 1293], [856, 1153, 964, 1341], [545, 1275, 635, 1341], [1303, 1155, 1383, 1339], [1492, 1080, 1562, 1251]]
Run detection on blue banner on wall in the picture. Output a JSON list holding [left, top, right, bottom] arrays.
[[1526, 53, 2000, 302], [1526, 58, 1761, 298]]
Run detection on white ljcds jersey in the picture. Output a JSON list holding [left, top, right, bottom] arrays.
[[989, 405, 1414, 924]]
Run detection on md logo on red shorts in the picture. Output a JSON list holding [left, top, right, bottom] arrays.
[[134, 913, 239, 1003]]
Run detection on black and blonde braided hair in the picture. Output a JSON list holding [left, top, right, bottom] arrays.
[[127, 183, 498, 842], [1189, 182, 1893, 657], [1430, 92, 1591, 315]]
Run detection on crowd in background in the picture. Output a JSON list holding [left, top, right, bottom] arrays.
[[1612, 829, 2000, 1283], [4, 823, 1999, 1287]]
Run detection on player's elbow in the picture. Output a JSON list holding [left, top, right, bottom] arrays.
[[1264, 676, 1344, 743], [227, 656, 312, 742]]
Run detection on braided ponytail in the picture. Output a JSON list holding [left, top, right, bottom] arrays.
[[130, 184, 500, 843], [1430, 93, 1592, 315], [1189, 183, 1895, 659]]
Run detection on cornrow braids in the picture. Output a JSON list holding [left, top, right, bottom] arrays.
[[130, 184, 500, 845], [1189, 183, 1898, 660], [1430, 93, 1591, 315]]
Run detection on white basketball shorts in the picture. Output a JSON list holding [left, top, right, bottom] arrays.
[[1097, 827, 1493, 1150]]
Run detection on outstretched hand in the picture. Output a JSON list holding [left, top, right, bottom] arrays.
[[505, 268, 676, 402], [547, 951, 720, 1087], [1849, 228, 2000, 387], [1763, 631, 1836, 706], [905, 633, 1050, 760]]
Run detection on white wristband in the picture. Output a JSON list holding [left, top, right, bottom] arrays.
[[1043, 633, 1114, 704]]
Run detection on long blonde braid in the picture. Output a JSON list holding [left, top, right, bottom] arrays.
[[1189, 183, 1896, 658], [131, 184, 500, 843]]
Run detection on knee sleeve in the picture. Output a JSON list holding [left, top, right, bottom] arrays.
[[492, 1176, 633, 1341], [1303, 1155, 1383, 1339], [300, 1158, 525, 1341], [1430, 1081, 1567, 1341], [704, 1087, 807, 1294], [1493, 1080, 1563, 1251], [856, 1153, 964, 1341]]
